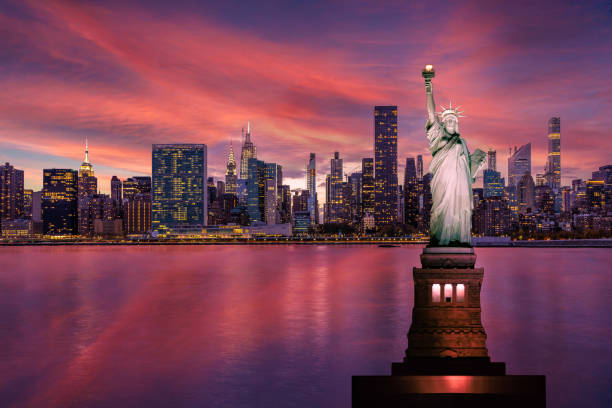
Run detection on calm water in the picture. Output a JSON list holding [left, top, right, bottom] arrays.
[[0, 245, 610, 407]]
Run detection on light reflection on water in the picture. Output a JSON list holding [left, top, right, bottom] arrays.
[[0, 245, 610, 407]]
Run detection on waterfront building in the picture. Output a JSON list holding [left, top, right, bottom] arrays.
[[239, 123, 256, 180], [225, 141, 238, 195], [152, 144, 207, 237], [483, 169, 504, 198], [306, 153, 317, 224], [416, 155, 423, 181], [78, 140, 97, 236], [0, 162, 24, 221], [247, 158, 265, 222], [561, 186, 572, 213], [507, 143, 531, 187], [326, 152, 345, 223], [292, 189, 310, 213], [487, 149, 496, 171], [586, 179, 605, 212], [546, 117, 561, 191], [374, 105, 398, 225], [517, 173, 536, 214], [535, 185, 555, 214], [42, 169, 78, 235], [418, 174, 432, 233], [265, 178, 277, 224], [111, 176, 121, 203], [293, 211, 311, 235], [279, 185, 292, 224], [404, 157, 419, 229], [23, 189, 32, 218], [124, 194, 151, 235], [32, 191, 42, 222], [1, 219, 33, 239], [361, 158, 374, 216], [122, 177, 151, 200], [348, 172, 362, 222]]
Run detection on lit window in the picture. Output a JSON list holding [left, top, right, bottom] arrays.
[[444, 284, 453, 302], [432, 284, 441, 302], [456, 284, 465, 302]]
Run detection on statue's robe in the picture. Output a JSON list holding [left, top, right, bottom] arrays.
[[426, 120, 485, 246]]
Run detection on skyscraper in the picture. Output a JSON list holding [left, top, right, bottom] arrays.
[[326, 152, 344, 223], [122, 177, 151, 200], [507, 143, 531, 187], [483, 170, 504, 198], [374, 106, 398, 225], [225, 141, 238, 195], [546, 117, 561, 191], [404, 157, 419, 228], [247, 158, 265, 223], [239, 122, 256, 180], [111, 176, 121, 203], [78, 139, 97, 236], [517, 173, 535, 214], [307, 153, 317, 224], [0, 162, 24, 221], [487, 149, 496, 171], [264, 163, 278, 224], [42, 169, 78, 235], [152, 144, 207, 237], [361, 158, 374, 215], [416, 155, 423, 181]]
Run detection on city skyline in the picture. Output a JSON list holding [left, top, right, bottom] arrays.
[[0, 1, 610, 194]]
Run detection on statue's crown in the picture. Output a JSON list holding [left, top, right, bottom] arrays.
[[437, 101, 465, 120]]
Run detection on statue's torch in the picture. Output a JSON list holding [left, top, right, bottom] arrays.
[[422, 64, 435, 82]]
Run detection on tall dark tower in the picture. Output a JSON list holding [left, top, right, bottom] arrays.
[[374, 106, 398, 226], [78, 138, 97, 236], [240, 122, 257, 180], [42, 169, 78, 235], [361, 158, 374, 216], [416, 155, 423, 181], [404, 157, 419, 229], [546, 117, 561, 191]]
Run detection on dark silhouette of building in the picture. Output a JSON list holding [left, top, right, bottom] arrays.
[[0, 162, 24, 222], [404, 157, 419, 229], [361, 158, 374, 216]]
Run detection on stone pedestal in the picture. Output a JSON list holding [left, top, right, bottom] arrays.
[[352, 247, 546, 407]]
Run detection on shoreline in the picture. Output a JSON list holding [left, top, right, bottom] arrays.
[[1, 239, 611, 248]]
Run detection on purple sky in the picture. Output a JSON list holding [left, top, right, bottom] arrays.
[[0, 0, 610, 194]]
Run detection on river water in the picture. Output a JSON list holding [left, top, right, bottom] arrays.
[[0, 245, 610, 407]]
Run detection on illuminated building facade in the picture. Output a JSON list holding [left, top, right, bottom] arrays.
[[306, 153, 317, 224], [326, 152, 344, 223], [483, 169, 504, 198], [78, 140, 98, 236], [546, 117, 561, 191], [122, 177, 151, 200], [0, 162, 24, 221], [23, 189, 32, 218], [239, 122, 256, 180], [124, 194, 151, 234], [247, 158, 265, 222], [374, 106, 398, 225], [517, 173, 535, 214], [416, 155, 423, 181], [225, 142, 238, 195], [507, 143, 531, 187], [152, 144, 207, 237], [404, 157, 419, 229], [42, 169, 78, 235], [361, 158, 374, 216]]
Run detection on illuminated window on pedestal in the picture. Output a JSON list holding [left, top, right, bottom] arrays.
[[444, 284, 453, 302], [432, 284, 441, 302], [456, 284, 465, 302]]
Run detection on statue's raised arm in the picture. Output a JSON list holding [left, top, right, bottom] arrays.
[[422, 65, 437, 126]]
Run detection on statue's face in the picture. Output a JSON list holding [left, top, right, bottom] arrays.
[[443, 115, 458, 134]]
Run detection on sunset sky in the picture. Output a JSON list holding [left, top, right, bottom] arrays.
[[0, 0, 610, 194]]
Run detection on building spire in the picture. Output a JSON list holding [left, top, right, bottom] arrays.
[[245, 121, 251, 143], [84, 136, 89, 163], [228, 140, 236, 166]]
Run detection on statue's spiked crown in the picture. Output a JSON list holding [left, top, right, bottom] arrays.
[[437, 101, 465, 121]]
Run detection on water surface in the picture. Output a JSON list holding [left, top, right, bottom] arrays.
[[0, 245, 610, 407]]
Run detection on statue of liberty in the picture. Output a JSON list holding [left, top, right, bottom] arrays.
[[422, 65, 485, 246]]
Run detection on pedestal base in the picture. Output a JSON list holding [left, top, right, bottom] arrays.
[[352, 374, 546, 407]]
